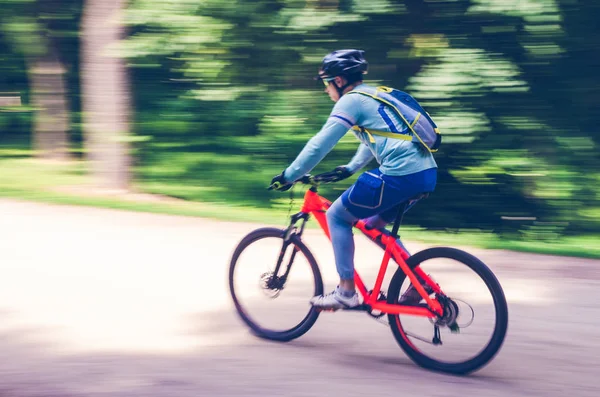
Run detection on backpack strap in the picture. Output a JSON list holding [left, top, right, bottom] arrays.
[[347, 89, 414, 139], [350, 126, 412, 143]]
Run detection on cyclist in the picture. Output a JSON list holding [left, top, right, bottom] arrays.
[[270, 49, 437, 310]]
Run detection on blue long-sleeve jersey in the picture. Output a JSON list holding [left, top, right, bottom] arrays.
[[284, 83, 437, 182]]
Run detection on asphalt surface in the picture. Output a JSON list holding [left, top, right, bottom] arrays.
[[1, 198, 599, 397]]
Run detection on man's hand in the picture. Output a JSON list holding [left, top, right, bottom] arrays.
[[332, 166, 353, 181], [269, 172, 293, 191], [315, 166, 353, 183]]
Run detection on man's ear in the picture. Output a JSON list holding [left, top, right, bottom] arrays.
[[334, 76, 345, 87]]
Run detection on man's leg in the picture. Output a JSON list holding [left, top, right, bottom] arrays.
[[309, 168, 434, 309], [327, 197, 358, 286], [364, 208, 412, 255], [309, 196, 360, 309]]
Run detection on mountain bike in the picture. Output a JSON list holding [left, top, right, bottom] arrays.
[[228, 172, 508, 374]]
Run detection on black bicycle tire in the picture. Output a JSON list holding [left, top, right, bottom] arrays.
[[386, 247, 509, 374], [228, 227, 323, 342]]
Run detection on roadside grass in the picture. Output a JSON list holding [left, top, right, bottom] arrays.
[[1, 152, 598, 259]]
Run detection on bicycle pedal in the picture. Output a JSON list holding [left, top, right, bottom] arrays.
[[315, 307, 339, 313]]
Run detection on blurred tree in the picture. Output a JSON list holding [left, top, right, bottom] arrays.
[[81, 0, 131, 189], [1, 0, 75, 160]]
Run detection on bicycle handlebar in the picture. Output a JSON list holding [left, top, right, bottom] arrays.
[[268, 171, 344, 190]]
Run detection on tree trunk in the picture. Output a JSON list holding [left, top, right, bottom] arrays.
[[28, 46, 70, 161], [80, 0, 131, 190]]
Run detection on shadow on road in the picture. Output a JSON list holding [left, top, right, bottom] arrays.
[[0, 279, 598, 397]]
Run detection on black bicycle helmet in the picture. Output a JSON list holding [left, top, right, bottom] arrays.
[[317, 49, 368, 80]]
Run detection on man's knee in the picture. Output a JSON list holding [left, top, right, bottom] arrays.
[[327, 199, 357, 226]]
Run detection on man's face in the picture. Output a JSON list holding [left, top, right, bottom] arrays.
[[323, 76, 345, 102]]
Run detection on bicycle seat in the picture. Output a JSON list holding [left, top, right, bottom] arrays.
[[361, 193, 429, 231]]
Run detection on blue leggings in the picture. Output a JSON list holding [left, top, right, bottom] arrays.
[[326, 168, 437, 280]]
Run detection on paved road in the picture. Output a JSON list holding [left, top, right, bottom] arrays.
[[1, 199, 599, 397]]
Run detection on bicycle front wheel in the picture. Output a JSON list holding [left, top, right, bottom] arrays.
[[387, 247, 508, 374], [228, 227, 323, 341]]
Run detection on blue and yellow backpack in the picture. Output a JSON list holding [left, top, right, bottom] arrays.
[[347, 86, 442, 153]]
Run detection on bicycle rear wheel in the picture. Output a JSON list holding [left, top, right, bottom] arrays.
[[228, 227, 323, 341], [387, 247, 508, 374]]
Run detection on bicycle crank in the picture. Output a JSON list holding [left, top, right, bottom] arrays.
[[365, 290, 387, 319]]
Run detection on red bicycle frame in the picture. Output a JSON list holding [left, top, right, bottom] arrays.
[[300, 188, 444, 317]]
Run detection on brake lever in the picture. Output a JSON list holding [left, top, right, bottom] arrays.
[[268, 181, 288, 190], [269, 174, 319, 190]]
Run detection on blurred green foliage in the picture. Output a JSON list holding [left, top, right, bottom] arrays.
[[1, 0, 599, 240]]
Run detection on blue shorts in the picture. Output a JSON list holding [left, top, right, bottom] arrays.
[[340, 167, 437, 221]]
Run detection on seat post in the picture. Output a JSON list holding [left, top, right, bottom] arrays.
[[390, 202, 409, 239]]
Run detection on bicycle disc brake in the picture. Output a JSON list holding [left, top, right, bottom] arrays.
[[259, 272, 284, 298]]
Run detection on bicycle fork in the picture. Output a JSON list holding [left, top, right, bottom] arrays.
[[270, 212, 310, 288]]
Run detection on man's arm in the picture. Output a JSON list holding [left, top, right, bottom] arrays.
[[283, 118, 351, 182], [345, 143, 374, 174]]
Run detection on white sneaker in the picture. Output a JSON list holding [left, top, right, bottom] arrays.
[[309, 287, 359, 310]]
